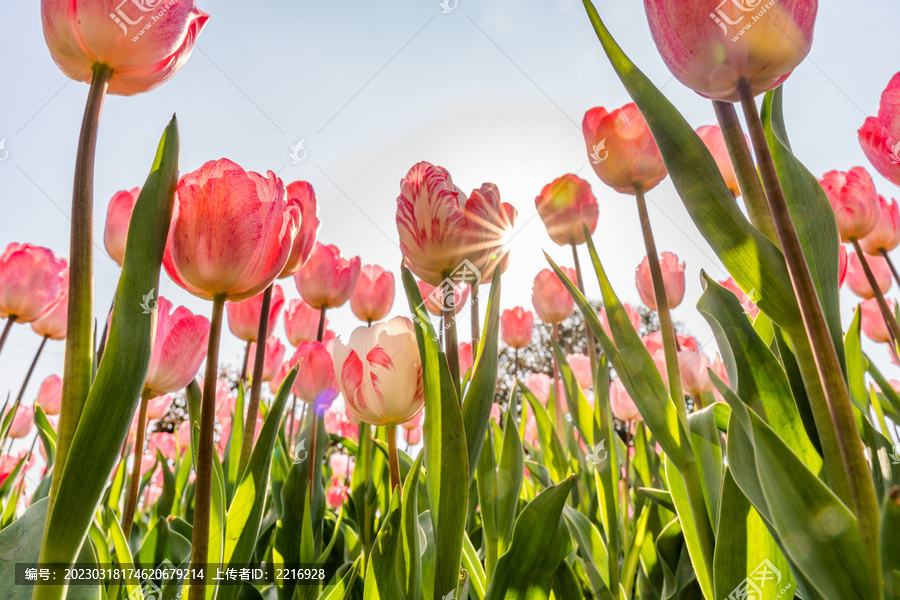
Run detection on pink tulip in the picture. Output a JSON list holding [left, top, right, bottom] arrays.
[[598, 303, 642, 345], [284, 298, 326, 346], [859, 72, 900, 187], [644, 0, 817, 101], [524, 413, 540, 449], [279, 181, 321, 277], [326, 475, 350, 508], [268, 360, 291, 395], [324, 405, 359, 442], [402, 410, 424, 431], [839, 244, 849, 288], [403, 425, 422, 446], [678, 350, 714, 396], [417, 280, 470, 316], [489, 404, 502, 425], [176, 420, 191, 454], [0, 243, 68, 323], [41, 0, 209, 96], [501, 307, 534, 349], [582, 104, 667, 194], [525, 373, 553, 406], [610, 378, 641, 422], [650, 349, 668, 384], [859, 196, 900, 255], [144, 297, 210, 397], [35, 375, 63, 416], [31, 282, 68, 340], [845, 251, 892, 299], [146, 394, 174, 420], [5, 405, 33, 439], [351, 265, 395, 323], [0, 450, 33, 487], [329, 453, 355, 479], [534, 174, 598, 246], [147, 432, 177, 460], [208, 380, 235, 421], [712, 353, 730, 403], [294, 243, 361, 310], [334, 317, 424, 426], [636, 252, 685, 311], [164, 159, 299, 302], [103, 188, 140, 266], [643, 331, 698, 355], [249, 336, 286, 383], [288, 341, 339, 410], [226, 284, 285, 343], [860, 298, 894, 343], [819, 168, 880, 242], [697, 125, 746, 197], [566, 353, 593, 389], [463, 182, 517, 280], [719, 277, 759, 318], [459, 342, 474, 376], [532, 268, 576, 324]]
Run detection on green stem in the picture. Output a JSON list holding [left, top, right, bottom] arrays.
[[852, 239, 900, 345], [737, 79, 880, 586], [552, 323, 564, 441], [571, 242, 598, 363], [444, 307, 461, 399], [52, 63, 113, 507], [880, 248, 900, 286], [239, 284, 274, 476], [634, 185, 687, 423], [239, 340, 252, 382], [122, 389, 151, 540], [680, 461, 717, 580], [0, 317, 16, 361], [307, 307, 327, 502], [15, 336, 47, 407], [189, 295, 225, 600], [386, 425, 401, 494], [471, 284, 480, 364], [622, 426, 631, 551]]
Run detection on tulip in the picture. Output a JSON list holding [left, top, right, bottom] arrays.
[[610, 379, 641, 422], [279, 181, 321, 278], [839, 244, 849, 288], [697, 125, 746, 197], [147, 432, 177, 461], [582, 104, 668, 194], [598, 303, 642, 345], [351, 265, 395, 323], [859, 196, 900, 256], [819, 168, 880, 243], [403, 425, 422, 446], [679, 350, 714, 398], [489, 404, 502, 426], [144, 297, 210, 397], [534, 174, 599, 246], [846, 251, 892, 299], [284, 298, 326, 347], [417, 280, 469, 316], [532, 268, 576, 324], [861, 298, 893, 343], [226, 284, 285, 343], [5, 405, 34, 439], [0, 450, 33, 487], [501, 307, 533, 349], [644, 0, 817, 101], [324, 405, 359, 442], [402, 410, 424, 431], [524, 413, 540, 449], [249, 336, 286, 383], [858, 72, 900, 187], [41, 0, 209, 96], [329, 453, 355, 479], [712, 353, 730, 403], [176, 420, 191, 454], [459, 342, 474, 376], [288, 341, 339, 409], [31, 284, 68, 341], [566, 353, 593, 389], [35, 375, 63, 416], [103, 188, 140, 266], [650, 349, 669, 383], [465, 183, 517, 280], [643, 331, 698, 355], [269, 361, 292, 396], [636, 252, 685, 311], [525, 373, 553, 407], [0, 243, 68, 325], [209, 380, 236, 421], [326, 476, 350, 508], [719, 277, 759, 317], [146, 395, 174, 421], [294, 243, 361, 310]]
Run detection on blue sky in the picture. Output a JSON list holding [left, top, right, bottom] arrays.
[[1, 0, 899, 457]]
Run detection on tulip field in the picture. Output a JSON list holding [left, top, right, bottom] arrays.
[[3, 1, 900, 599]]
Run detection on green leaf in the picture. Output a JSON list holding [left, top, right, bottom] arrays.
[[320, 558, 362, 600], [562, 504, 611, 594], [844, 307, 869, 412], [882, 490, 900, 599], [225, 382, 246, 502], [496, 408, 524, 559], [462, 531, 487, 600], [663, 456, 714, 600], [518, 382, 568, 483], [686, 406, 723, 531], [554, 343, 595, 449], [399, 453, 424, 600], [364, 489, 403, 600], [109, 513, 142, 600], [33, 405, 57, 468], [156, 449, 176, 519], [38, 118, 180, 573]]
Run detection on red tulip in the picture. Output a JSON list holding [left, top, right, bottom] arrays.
[[144, 297, 210, 397], [288, 341, 339, 409], [351, 265, 395, 323], [459, 342, 474, 375], [644, 0, 817, 101], [417, 280, 469, 316], [598, 302, 642, 345], [248, 336, 286, 383], [697, 125, 746, 197], [582, 104, 667, 194], [859, 72, 900, 187], [103, 188, 140, 266], [0, 243, 68, 323], [284, 298, 326, 346], [610, 379, 641, 422], [164, 159, 299, 302], [41, 0, 209, 96], [333, 317, 424, 426], [6, 405, 34, 439], [534, 174, 598, 246], [532, 268, 576, 324], [31, 283, 68, 340], [294, 243, 361, 310], [839, 244, 849, 288], [859, 196, 900, 255], [678, 350, 713, 396], [226, 284, 285, 343], [35, 375, 62, 416], [279, 181, 321, 278], [566, 353, 593, 389], [636, 252, 685, 311], [719, 277, 759, 318], [845, 251, 892, 299], [146, 395, 173, 420], [861, 298, 893, 343], [501, 307, 534, 349], [819, 168, 880, 242]]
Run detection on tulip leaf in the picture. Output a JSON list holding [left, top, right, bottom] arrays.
[[400, 453, 424, 600], [109, 513, 142, 600], [32, 405, 56, 468], [663, 456, 714, 600], [363, 488, 403, 600], [843, 307, 869, 412], [320, 557, 361, 600], [562, 504, 611, 593], [225, 382, 246, 502], [686, 406, 723, 531], [38, 117, 180, 573], [554, 342, 595, 448], [591, 356, 621, 592], [518, 381, 569, 483], [462, 530, 487, 600], [496, 408, 524, 560], [883, 491, 900, 599]]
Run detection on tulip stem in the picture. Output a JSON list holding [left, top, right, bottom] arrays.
[[287, 394, 297, 447], [386, 424, 401, 494], [692, 394, 703, 411], [0, 317, 15, 361], [633, 185, 687, 423], [470, 285, 480, 364], [571, 243, 598, 362], [852, 239, 900, 346], [122, 388, 152, 540], [239, 340, 252, 382], [622, 426, 631, 550], [317, 307, 327, 342], [306, 307, 328, 502], [551, 323, 564, 440], [737, 79, 880, 579], [443, 307, 462, 400], [14, 336, 48, 408], [52, 63, 112, 508], [712, 100, 778, 245], [880, 248, 900, 286], [239, 284, 274, 477], [189, 294, 225, 600]]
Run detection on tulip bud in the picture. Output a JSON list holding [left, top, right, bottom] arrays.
[[288, 341, 339, 411], [697, 125, 746, 197], [859, 196, 900, 255], [819, 167, 880, 242], [500, 307, 534, 349], [636, 252, 685, 311], [249, 336, 286, 383], [6, 405, 34, 439], [326, 476, 350, 508], [531, 268, 576, 324], [226, 284, 285, 343], [860, 298, 893, 343], [284, 298, 326, 347], [350, 265, 395, 323], [144, 297, 210, 397], [859, 72, 900, 187], [35, 375, 63, 416], [566, 353, 593, 389], [403, 425, 423, 446], [845, 251, 892, 299], [104, 188, 140, 266], [295, 243, 361, 310], [678, 350, 714, 396], [610, 379, 641, 422], [0, 243, 68, 323], [534, 174, 598, 246]]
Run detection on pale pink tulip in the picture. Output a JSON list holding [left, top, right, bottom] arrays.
[[636, 252, 685, 311], [417, 280, 469, 316], [0, 450, 33, 487], [525, 373, 553, 406], [284, 298, 326, 347], [6, 406, 33, 439], [226, 284, 285, 343], [35, 375, 62, 416], [819, 168, 880, 242], [333, 317, 424, 426], [402, 410, 424, 431], [859, 196, 900, 255], [104, 188, 140, 266], [642, 331, 698, 355], [268, 360, 291, 395], [860, 298, 894, 343], [534, 174, 598, 245], [403, 425, 422, 446], [288, 341, 339, 410], [650, 349, 668, 384], [144, 297, 209, 397], [147, 432, 177, 460], [0, 243, 67, 323], [249, 336, 286, 383], [501, 307, 533, 349], [532, 268, 576, 324], [41, 0, 209, 96], [176, 420, 191, 454], [696, 125, 748, 197], [846, 251, 892, 299], [859, 72, 900, 187], [31, 283, 68, 340], [326, 475, 350, 508], [566, 353, 593, 389], [524, 413, 539, 449], [295, 243, 361, 310], [329, 453, 355, 479], [146, 395, 174, 420], [583, 104, 667, 194], [324, 405, 359, 442], [610, 379, 641, 422], [350, 265, 395, 323], [678, 350, 714, 396], [598, 303, 642, 345], [279, 181, 321, 278], [719, 277, 759, 317], [164, 159, 299, 302]]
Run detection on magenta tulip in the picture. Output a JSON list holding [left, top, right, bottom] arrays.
[[226, 284, 285, 343], [351, 265, 395, 323], [295, 243, 361, 310], [636, 252, 685, 311], [532, 268, 576, 324], [534, 174, 599, 246]]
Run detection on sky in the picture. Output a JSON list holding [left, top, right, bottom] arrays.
[[1, 0, 900, 463]]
